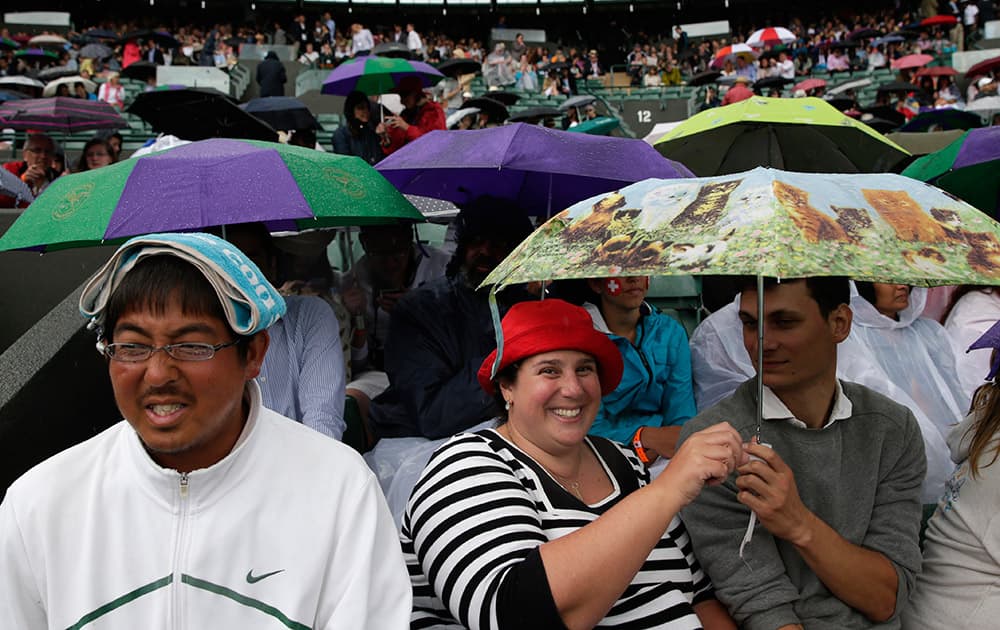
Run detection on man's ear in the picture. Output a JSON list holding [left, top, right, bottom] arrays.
[[243, 331, 270, 379], [828, 303, 853, 344], [586, 278, 603, 294]]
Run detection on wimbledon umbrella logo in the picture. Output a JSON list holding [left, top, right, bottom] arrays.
[[323, 167, 366, 199], [51, 183, 94, 221]]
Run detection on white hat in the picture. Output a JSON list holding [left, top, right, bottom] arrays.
[[978, 77, 994, 88]]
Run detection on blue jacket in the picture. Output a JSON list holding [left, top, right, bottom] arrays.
[[585, 303, 696, 444]]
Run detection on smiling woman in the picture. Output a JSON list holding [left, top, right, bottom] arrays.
[[401, 298, 746, 630]]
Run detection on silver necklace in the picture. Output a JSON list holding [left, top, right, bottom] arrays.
[[503, 427, 585, 501]]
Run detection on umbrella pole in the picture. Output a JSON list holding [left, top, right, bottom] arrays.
[[755, 273, 764, 445]]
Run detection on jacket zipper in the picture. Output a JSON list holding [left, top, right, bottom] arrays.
[[172, 472, 189, 629]]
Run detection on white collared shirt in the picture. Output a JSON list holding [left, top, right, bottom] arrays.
[[762, 380, 853, 430]]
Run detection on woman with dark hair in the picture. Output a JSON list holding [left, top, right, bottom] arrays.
[[402, 298, 741, 629], [905, 320, 1000, 629], [331, 90, 382, 165], [76, 137, 117, 172]]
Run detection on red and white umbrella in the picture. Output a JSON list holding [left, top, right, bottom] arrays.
[[891, 54, 934, 70], [711, 43, 760, 69], [746, 27, 797, 48]]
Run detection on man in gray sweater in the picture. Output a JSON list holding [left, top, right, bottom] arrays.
[[678, 277, 925, 630]]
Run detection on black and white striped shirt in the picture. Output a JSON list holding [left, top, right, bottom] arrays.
[[401, 429, 714, 629]]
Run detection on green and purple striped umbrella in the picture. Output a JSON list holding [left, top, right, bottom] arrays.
[[903, 126, 1000, 219], [321, 56, 444, 96], [0, 138, 424, 252]]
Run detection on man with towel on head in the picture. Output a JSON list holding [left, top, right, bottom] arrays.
[[0, 233, 410, 629]]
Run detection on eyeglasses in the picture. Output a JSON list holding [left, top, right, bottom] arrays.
[[99, 340, 242, 363]]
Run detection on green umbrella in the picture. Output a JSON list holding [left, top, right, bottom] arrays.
[[484, 167, 1000, 290], [0, 138, 424, 252], [902, 127, 1000, 219], [567, 116, 621, 136], [654, 96, 909, 176]]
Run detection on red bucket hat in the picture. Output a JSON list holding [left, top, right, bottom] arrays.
[[478, 299, 623, 396]]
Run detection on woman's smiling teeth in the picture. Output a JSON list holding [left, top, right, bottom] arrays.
[[551, 408, 581, 418]]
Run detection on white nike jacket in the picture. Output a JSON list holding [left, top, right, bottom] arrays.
[[0, 383, 410, 629]]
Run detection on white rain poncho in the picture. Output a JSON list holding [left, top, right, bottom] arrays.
[[944, 288, 1000, 400], [690, 286, 957, 502]]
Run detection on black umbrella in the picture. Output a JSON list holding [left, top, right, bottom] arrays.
[[558, 94, 596, 111], [127, 87, 277, 141], [84, 29, 119, 41], [688, 70, 722, 87], [120, 30, 180, 49], [847, 28, 882, 41], [241, 96, 322, 131], [753, 76, 791, 92], [372, 42, 411, 59], [508, 106, 562, 123], [38, 66, 80, 81], [886, 30, 920, 40], [436, 58, 481, 77], [461, 96, 509, 123], [858, 116, 899, 133], [824, 96, 857, 111], [858, 105, 906, 128], [877, 81, 924, 93], [483, 90, 519, 106], [80, 42, 114, 59], [121, 61, 159, 82]]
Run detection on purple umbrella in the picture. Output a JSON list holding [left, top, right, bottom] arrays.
[[375, 123, 694, 216], [0, 97, 126, 133]]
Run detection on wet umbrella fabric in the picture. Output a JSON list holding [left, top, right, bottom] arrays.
[[241, 96, 322, 131], [375, 123, 693, 216], [903, 126, 1000, 218], [559, 94, 597, 111], [483, 167, 1000, 290], [80, 42, 114, 60], [127, 87, 277, 141], [654, 97, 909, 176], [460, 96, 509, 122], [688, 71, 723, 87], [321, 56, 444, 96], [0, 36, 20, 50], [37, 66, 80, 81], [0, 97, 126, 133], [892, 54, 934, 70], [965, 56, 1000, 79], [43, 77, 97, 97], [13, 49, 60, 64], [120, 61, 159, 82], [567, 116, 620, 136], [372, 41, 411, 59], [0, 76, 44, 90], [0, 138, 425, 252], [436, 58, 481, 77], [508, 106, 561, 122], [0, 169, 35, 207], [899, 109, 982, 132]]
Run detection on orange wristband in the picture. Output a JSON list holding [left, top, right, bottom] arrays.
[[632, 427, 651, 464]]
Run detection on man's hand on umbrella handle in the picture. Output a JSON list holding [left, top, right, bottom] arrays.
[[736, 442, 814, 546]]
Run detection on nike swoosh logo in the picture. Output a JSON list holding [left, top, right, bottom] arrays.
[[246, 569, 285, 584]]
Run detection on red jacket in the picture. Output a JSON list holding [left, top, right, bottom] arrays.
[[382, 100, 446, 155]]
